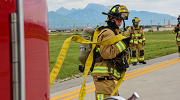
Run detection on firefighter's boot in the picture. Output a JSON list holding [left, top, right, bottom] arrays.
[[139, 61, 146, 64], [132, 62, 137, 66]]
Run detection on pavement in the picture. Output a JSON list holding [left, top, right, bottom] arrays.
[[50, 52, 180, 100]]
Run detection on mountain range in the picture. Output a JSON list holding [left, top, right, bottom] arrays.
[[48, 3, 177, 29]]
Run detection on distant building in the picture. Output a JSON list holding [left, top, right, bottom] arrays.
[[49, 27, 93, 33], [49, 29, 57, 33], [168, 20, 170, 25]]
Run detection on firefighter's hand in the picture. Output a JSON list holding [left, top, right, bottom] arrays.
[[142, 41, 146, 46], [175, 27, 179, 32]]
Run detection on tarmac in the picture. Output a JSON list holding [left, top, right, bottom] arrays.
[[50, 52, 180, 100]]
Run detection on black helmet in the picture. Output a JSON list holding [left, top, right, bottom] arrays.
[[102, 4, 129, 21]]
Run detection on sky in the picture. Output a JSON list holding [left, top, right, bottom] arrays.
[[47, 0, 180, 17]]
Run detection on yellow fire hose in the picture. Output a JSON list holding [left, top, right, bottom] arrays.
[[50, 27, 129, 100]]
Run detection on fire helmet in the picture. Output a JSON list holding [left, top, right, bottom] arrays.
[[102, 4, 129, 22], [132, 17, 140, 28]]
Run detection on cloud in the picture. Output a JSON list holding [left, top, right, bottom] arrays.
[[47, 0, 87, 11]]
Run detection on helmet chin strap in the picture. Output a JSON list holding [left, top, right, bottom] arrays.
[[123, 20, 127, 31]]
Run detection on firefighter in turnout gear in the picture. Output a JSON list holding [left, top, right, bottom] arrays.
[[91, 4, 131, 100], [126, 17, 146, 66], [172, 15, 180, 57]]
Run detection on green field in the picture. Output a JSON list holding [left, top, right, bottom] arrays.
[[49, 30, 178, 80]]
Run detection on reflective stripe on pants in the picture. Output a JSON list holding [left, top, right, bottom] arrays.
[[97, 94, 104, 100]]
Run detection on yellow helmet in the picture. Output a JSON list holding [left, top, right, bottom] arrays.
[[132, 17, 140, 28], [102, 4, 129, 22], [132, 17, 140, 23]]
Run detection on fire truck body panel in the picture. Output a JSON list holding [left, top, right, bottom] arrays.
[[0, 0, 49, 100], [24, 0, 49, 100], [0, 0, 16, 100]]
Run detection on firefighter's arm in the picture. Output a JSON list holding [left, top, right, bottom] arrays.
[[141, 28, 146, 46], [98, 29, 129, 59], [172, 25, 178, 34]]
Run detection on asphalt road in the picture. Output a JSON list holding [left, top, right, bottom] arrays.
[[50, 52, 180, 100]]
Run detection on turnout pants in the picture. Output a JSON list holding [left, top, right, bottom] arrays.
[[177, 41, 180, 57], [130, 43, 144, 62], [93, 76, 119, 100]]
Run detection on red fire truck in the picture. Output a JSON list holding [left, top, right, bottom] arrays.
[[0, 0, 49, 100]]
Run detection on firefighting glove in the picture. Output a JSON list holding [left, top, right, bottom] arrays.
[[142, 40, 146, 46], [122, 37, 132, 47], [175, 27, 179, 32]]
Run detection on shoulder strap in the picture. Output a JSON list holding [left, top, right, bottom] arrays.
[[130, 27, 134, 37], [131, 26, 134, 34]]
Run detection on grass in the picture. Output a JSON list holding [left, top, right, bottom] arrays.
[[143, 30, 177, 58], [49, 30, 178, 80], [49, 33, 82, 79]]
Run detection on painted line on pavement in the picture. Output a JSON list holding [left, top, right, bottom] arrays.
[[50, 85, 94, 100], [125, 58, 179, 77], [61, 89, 95, 100], [124, 59, 180, 80], [50, 58, 180, 100]]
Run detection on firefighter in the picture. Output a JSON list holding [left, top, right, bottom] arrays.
[[91, 4, 131, 100], [172, 15, 180, 57], [126, 17, 146, 66]]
